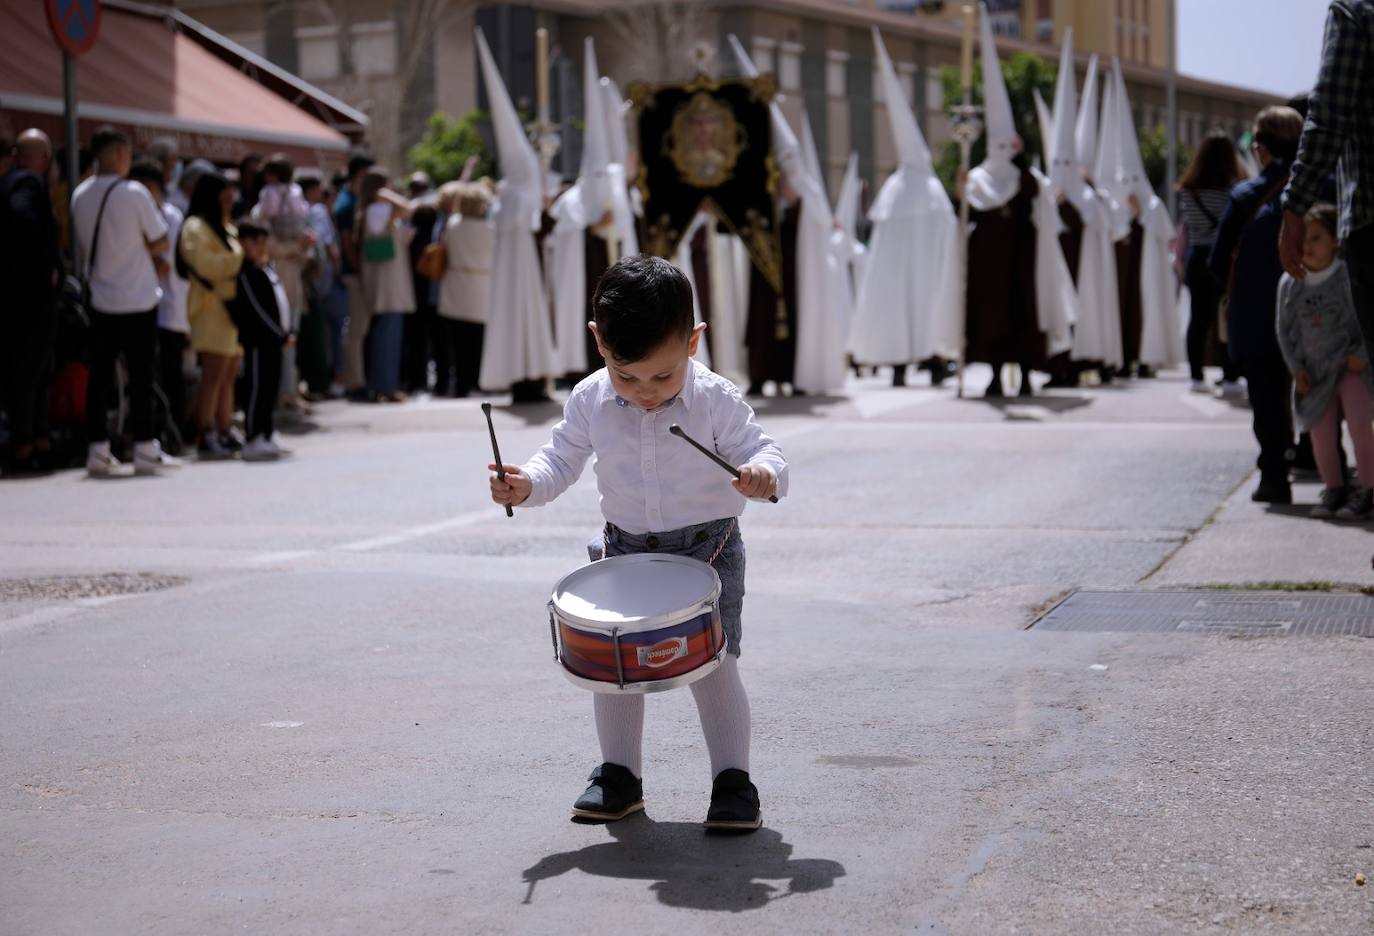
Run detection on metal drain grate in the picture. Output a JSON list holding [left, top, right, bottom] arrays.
[[1032, 590, 1374, 637]]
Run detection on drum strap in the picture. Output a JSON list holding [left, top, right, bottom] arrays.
[[601, 519, 736, 565]]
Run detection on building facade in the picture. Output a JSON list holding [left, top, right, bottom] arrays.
[[177, 0, 1282, 194]]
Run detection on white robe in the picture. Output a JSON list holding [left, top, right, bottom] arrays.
[[1137, 197, 1185, 367], [850, 167, 963, 365], [1069, 193, 1125, 369], [1029, 167, 1079, 357]]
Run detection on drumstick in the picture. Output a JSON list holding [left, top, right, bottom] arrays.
[[482, 401, 515, 518], [668, 424, 778, 503]]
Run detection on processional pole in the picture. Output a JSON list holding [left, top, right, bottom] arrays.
[[951, 3, 983, 400]]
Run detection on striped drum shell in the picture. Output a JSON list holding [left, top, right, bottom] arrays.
[[549, 554, 726, 693]]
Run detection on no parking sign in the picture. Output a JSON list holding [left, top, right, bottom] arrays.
[[46, 0, 102, 56]]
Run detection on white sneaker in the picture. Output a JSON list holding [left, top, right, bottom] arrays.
[[134, 440, 184, 476], [267, 434, 293, 458], [1190, 379, 1209, 394], [1218, 380, 1245, 399], [86, 443, 132, 478], [241, 437, 280, 462]]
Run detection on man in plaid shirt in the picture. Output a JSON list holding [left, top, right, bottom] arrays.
[[1281, 1, 1374, 343]]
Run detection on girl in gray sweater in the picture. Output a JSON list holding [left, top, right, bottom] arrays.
[[1276, 204, 1374, 520]]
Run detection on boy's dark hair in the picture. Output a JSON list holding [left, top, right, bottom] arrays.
[[592, 255, 695, 363], [235, 217, 269, 240], [89, 125, 130, 160], [1305, 203, 1339, 238], [128, 158, 165, 192], [297, 172, 322, 195]]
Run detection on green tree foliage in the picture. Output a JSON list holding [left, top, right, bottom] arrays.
[[406, 111, 495, 185], [935, 52, 1057, 196], [1139, 125, 1193, 192]]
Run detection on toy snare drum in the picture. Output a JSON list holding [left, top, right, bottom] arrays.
[[548, 554, 727, 693]]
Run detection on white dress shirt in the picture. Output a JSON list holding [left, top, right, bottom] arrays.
[[522, 360, 789, 534]]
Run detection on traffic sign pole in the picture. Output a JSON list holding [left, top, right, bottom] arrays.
[[63, 52, 79, 220]]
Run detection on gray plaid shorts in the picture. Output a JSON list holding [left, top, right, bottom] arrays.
[[586, 517, 746, 656]]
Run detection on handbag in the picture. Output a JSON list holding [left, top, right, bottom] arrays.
[[362, 233, 396, 263], [416, 241, 448, 281]]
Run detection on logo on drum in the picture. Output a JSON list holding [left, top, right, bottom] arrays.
[[637, 636, 688, 668]]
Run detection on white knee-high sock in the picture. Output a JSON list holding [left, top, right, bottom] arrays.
[[593, 693, 645, 777], [690, 654, 751, 777]]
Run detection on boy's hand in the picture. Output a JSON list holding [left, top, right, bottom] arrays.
[[1294, 370, 1313, 394], [733, 463, 777, 501], [1347, 354, 1366, 373], [489, 463, 532, 508]]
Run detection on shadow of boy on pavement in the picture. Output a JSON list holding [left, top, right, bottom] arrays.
[[521, 814, 846, 912]]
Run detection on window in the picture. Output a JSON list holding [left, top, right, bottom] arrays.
[[352, 21, 397, 77], [826, 50, 848, 97], [752, 37, 777, 79], [780, 41, 803, 91], [297, 25, 340, 82]]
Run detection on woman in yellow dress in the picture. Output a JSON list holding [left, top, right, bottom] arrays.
[[177, 173, 244, 458]]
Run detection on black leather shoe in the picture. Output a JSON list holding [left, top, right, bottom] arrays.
[[571, 763, 644, 822], [704, 768, 762, 832]]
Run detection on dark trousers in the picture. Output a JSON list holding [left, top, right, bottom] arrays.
[[241, 343, 282, 441], [1239, 349, 1294, 482], [3, 302, 57, 448], [156, 328, 188, 441], [436, 319, 484, 395], [402, 301, 436, 392], [1349, 226, 1374, 359], [85, 308, 157, 444], [1184, 248, 1221, 381]]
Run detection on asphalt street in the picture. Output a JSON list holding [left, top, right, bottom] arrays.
[[2, 366, 1372, 935]]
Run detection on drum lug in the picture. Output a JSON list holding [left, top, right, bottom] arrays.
[[612, 627, 626, 689], [547, 601, 559, 663]]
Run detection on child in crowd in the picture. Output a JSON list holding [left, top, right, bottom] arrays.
[[253, 154, 314, 412], [1276, 204, 1374, 521], [488, 256, 788, 831], [227, 219, 294, 462]]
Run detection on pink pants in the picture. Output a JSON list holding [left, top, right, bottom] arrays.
[[1312, 371, 1374, 490]]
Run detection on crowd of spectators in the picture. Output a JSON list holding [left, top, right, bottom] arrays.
[[0, 125, 496, 478]]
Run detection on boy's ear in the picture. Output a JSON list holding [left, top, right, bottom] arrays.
[[588, 322, 609, 362], [688, 322, 707, 357]]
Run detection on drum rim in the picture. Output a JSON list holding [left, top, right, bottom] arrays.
[[550, 553, 723, 634], [560, 644, 728, 694]]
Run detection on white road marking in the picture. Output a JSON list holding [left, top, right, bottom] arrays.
[[333, 509, 493, 552], [260, 721, 304, 728], [246, 550, 319, 565]]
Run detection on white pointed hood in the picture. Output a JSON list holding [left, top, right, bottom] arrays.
[[600, 77, 629, 168], [868, 28, 948, 221], [1094, 62, 1121, 194], [1050, 32, 1094, 214], [1112, 58, 1155, 207], [574, 38, 612, 221], [835, 151, 861, 242], [967, 3, 1022, 210], [872, 27, 931, 170], [1033, 88, 1054, 167], [801, 109, 829, 206], [475, 27, 542, 219], [1074, 54, 1100, 177]]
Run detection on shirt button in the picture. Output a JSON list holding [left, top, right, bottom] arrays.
[[646, 536, 659, 549]]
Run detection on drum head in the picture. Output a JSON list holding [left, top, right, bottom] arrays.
[[552, 553, 721, 632]]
